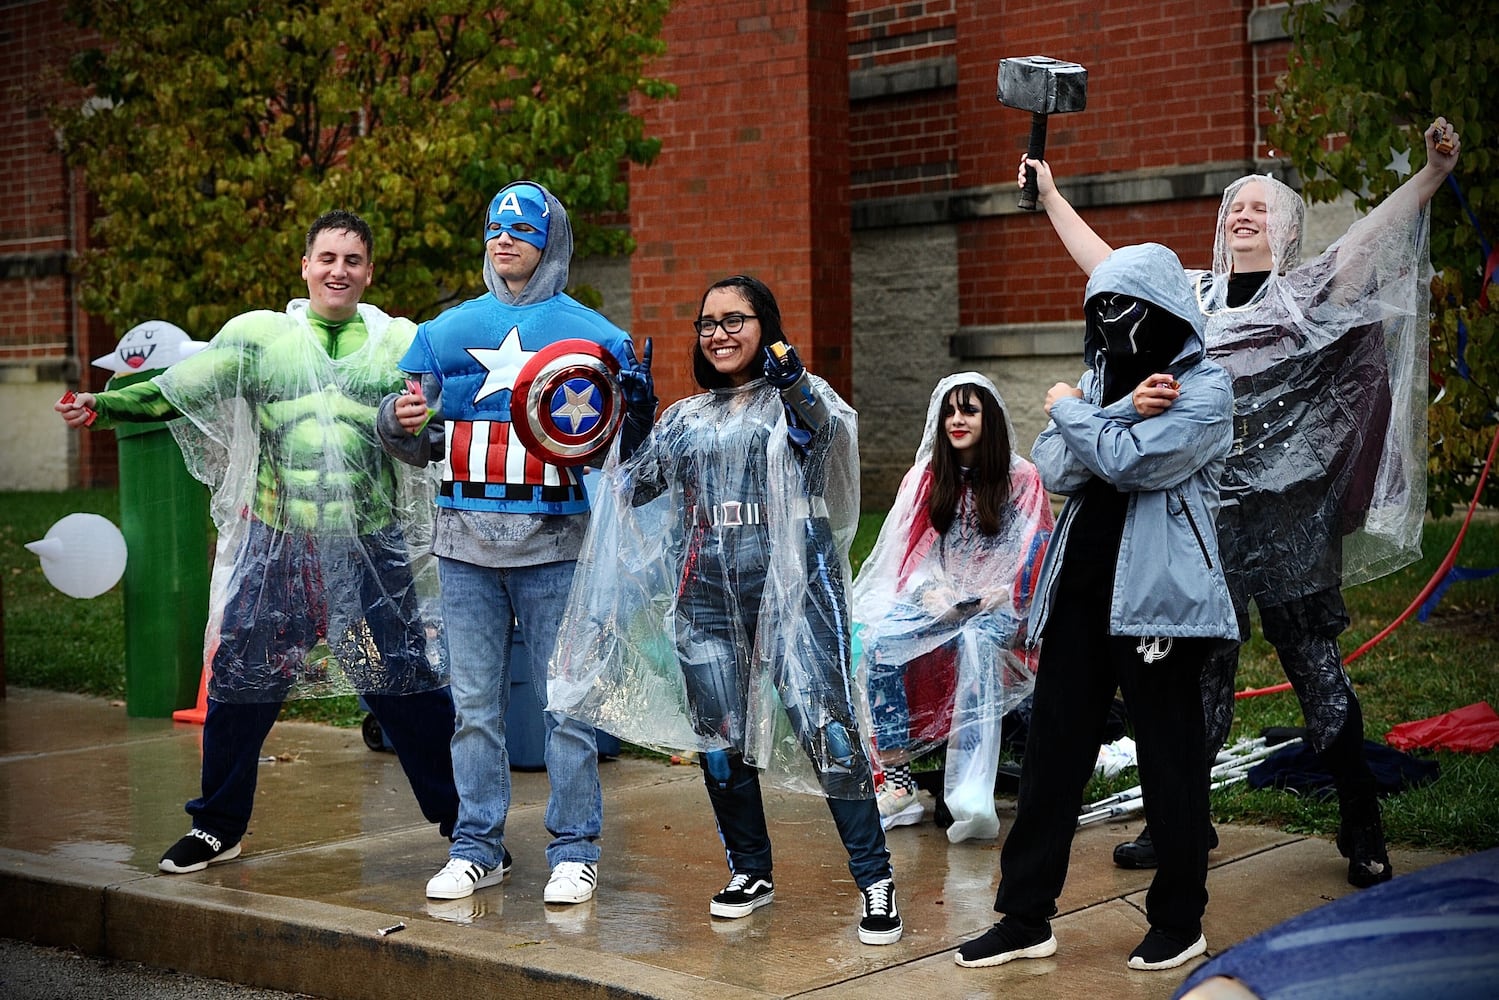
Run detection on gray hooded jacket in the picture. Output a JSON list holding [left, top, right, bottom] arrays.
[[1028, 243, 1237, 641]]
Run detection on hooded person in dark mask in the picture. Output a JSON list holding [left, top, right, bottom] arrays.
[[957, 243, 1237, 975]]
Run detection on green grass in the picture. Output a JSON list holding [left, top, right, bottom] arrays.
[[5, 491, 1497, 851], [2, 490, 126, 698], [1, 489, 362, 725]]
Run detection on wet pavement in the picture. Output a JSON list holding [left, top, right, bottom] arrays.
[[0, 687, 1455, 999]]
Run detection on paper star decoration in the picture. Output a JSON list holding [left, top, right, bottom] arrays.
[[554, 383, 601, 431], [1385, 146, 1412, 178], [467, 326, 536, 402]]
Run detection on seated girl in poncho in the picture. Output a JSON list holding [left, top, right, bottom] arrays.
[[853, 373, 1053, 843]]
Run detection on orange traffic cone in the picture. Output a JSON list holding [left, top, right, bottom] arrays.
[[172, 660, 210, 725]]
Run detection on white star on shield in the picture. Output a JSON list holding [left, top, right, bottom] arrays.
[[554, 382, 601, 431], [467, 326, 536, 403]]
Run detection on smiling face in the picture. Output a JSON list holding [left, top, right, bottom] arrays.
[[696, 287, 762, 385], [486, 230, 544, 295], [1223, 179, 1274, 272], [942, 386, 983, 454], [301, 229, 372, 322]]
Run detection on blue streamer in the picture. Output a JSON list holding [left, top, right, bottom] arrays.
[[1417, 565, 1499, 621]]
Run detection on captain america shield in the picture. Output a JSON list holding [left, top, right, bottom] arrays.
[[511, 339, 624, 465]]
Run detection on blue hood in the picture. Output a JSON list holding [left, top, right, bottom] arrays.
[[1082, 243, 1206, 370]]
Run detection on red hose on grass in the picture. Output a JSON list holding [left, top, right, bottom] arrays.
[[1235, 419, 1499, 700]]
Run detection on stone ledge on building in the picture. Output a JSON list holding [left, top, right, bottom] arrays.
[[854, 161, 1301, 231], [951, 321, 1083, 360]]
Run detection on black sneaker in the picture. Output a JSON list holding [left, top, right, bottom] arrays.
[[1114, 824, 1220, 869], [1127, 927, 1207, 970], [710, 872, 774, 918], [955, 917, 1057, 968], [159, 829, 242, 873], [857, 877, 902, 945], [1338, 817, 1394, 888], [1113, 825, 1157, 869]]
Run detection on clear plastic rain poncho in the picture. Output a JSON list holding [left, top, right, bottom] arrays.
[[156, 300, 445, 702], [549, 374, 871, 797], [1195, 174, 1431, 605], [851, 373, 1053, 839]]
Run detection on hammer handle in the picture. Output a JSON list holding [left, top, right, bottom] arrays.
[[1019, 112, 1049, 211]]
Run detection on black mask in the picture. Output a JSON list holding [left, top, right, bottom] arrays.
[[1087, 293, 1186, 404]]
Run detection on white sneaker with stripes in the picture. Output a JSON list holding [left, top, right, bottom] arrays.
[[544, 861, 598, 904]]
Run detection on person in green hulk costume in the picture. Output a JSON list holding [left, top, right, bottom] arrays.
[[55, 210, 458, 875]]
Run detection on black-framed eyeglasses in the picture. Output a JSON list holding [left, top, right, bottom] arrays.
[[694, 313, 758, 337]]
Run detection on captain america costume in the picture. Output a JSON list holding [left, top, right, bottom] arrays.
[[399, 293, 635, 515]]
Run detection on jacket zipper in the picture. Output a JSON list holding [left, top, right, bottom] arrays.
[[1176, 488, 1212, 569]]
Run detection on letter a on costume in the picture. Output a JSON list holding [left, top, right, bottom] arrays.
[[496, 190, 548, 219]]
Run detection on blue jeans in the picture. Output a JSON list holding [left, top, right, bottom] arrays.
[[188, 688, 458, 843], [439, 557, 602, 871]]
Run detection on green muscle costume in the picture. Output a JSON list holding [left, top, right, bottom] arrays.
[[90, 300, 445, 701]]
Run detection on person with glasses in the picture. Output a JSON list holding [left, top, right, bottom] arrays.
[[378, 180, 654, 908], [550, 274, 903, 945]]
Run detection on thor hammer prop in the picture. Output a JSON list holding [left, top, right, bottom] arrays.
[[997, 56, 1088, 211]]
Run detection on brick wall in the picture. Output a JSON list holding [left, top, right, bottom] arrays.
[[0, 1, 118, 487], [953, 1, 1260, 329], [2, 2, 83, 367], [6, 0, 1297, 491], [630, 0, 852, 406]]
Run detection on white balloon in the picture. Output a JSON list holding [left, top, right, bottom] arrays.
[[24, 513, 128, 599]]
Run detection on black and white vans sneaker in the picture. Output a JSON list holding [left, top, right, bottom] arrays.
[[159, 828, 242, 874], [710, 872, 774, 918], [857, 877, 903, 945]]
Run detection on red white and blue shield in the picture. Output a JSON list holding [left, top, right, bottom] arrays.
[[511, 339, 623, 465]]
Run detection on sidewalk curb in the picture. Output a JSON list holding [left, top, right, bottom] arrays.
[[0, 848, 767, 1000]]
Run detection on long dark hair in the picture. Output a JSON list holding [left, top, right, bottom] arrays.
[[927, 382, 1012, 535], [692, 274, 787, 389]]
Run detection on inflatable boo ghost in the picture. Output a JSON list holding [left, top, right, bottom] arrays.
[[92, 320, 206, 374]]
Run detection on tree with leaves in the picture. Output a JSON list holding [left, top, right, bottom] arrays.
[[1270, 0, 1496, 515], [48, 0, 673, 334]]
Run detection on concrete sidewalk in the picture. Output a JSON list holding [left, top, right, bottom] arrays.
[[0, 687, 1453, 999]]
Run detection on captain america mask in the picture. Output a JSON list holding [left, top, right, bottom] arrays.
[[484, 183, 550, 250]]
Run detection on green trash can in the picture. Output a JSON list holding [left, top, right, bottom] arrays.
[[108, 367, 211, 718]]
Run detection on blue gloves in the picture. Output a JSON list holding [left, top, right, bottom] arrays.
[[762, 342, 807, 390], [619, 337, 656, 411], [617, 337, 656, 463]]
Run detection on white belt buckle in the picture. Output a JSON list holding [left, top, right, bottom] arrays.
[[720, 500, 743, 526]]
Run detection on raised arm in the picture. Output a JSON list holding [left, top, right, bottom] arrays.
[[1361, 117, 1461, 230], [1019, 156, 1115, 277], [1321, 117, 1460, 300]]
